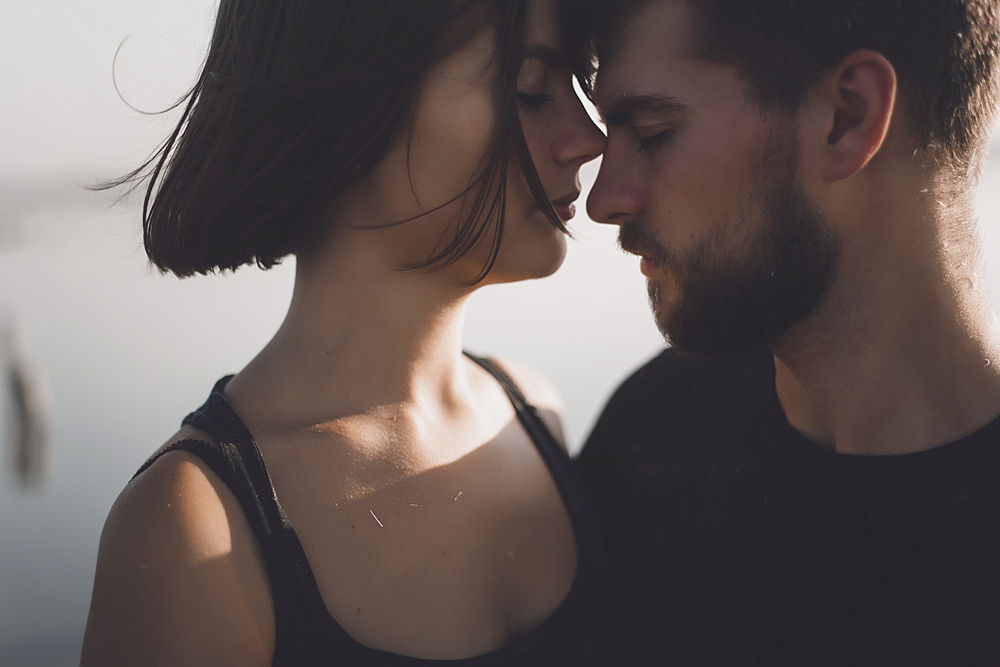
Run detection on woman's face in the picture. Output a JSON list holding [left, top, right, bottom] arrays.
[[355, 0, 605, 285]]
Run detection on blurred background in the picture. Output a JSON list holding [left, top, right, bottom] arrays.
[[1, 1, 999, 665]]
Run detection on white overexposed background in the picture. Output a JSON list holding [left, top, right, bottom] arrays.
[[1, 2, 999, 665]]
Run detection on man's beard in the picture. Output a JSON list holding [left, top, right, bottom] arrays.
[[619, 128, 842, 359]]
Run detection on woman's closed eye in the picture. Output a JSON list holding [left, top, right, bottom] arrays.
[[517, 92, 555, 109], [516, 51, 557, 110]]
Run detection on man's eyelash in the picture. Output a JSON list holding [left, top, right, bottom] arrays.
[[637, 130, 672, 152], [516, 92, 555, 108]]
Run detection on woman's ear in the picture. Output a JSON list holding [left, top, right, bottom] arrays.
[[811, 49, 898, 182]]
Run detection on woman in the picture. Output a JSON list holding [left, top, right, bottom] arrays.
[[81, 0, 631, 664]]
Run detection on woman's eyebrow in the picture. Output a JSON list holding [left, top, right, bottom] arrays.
[[523, 44, 565, 70]]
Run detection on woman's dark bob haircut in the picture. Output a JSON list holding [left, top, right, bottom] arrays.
[[105, 0, 562, 282]]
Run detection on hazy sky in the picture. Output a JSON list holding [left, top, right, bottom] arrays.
[[2, 0, 217, 178], [5, 1, 1000, 180]]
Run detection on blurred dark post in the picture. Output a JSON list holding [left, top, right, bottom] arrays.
[[1, 312, 53, 489]]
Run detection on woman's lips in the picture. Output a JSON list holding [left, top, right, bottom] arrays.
[[550, 191, 580, 221], [554, 202, 576, 220]]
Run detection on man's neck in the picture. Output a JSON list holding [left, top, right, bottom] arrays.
[[771, 196, 1000, 455]]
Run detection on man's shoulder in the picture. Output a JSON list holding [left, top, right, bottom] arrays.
[[601, 346, 773, 420], [577, 347, 777, 565], [578, 346, 774, 472]]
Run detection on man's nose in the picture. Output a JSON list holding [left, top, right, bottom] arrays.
[[586, 151, 644, 225]]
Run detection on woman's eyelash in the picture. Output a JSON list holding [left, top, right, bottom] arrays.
[[516, 92, 555, 108], [637, 130, 672, 152]]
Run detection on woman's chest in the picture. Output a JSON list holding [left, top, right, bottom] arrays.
[[257, 427, 579, 659]]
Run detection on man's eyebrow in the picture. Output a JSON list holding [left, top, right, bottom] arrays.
[[523, 45, 565, 70], [603, 94, 687, 126]]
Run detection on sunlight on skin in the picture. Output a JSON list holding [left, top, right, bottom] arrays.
[[303, 408, 527, 505], [4, 2, 1000, 660], [168, 458, 234, 562]]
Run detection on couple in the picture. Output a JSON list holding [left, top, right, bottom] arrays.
[[82, 0, 1000, 664]]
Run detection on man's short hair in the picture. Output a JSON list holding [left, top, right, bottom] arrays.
[[563, 0, 1000, 175]]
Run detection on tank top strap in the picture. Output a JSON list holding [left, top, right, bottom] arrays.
[[462, 352, 600, 554], [132, 377, 332, 642], [463, 352, 557, 452], [131, 433, 292, 572], [178, 377, 297, 565], [130, 437, 230, 485], [130, 369, 631, 663], [464, 353, 531, 407], [183, 378, 333, 623]]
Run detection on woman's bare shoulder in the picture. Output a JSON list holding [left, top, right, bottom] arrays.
[[80, 427, 274, 666], [486, 356, 567, 451]]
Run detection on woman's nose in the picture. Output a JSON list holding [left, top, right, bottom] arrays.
[[552, 98, 606, 167]]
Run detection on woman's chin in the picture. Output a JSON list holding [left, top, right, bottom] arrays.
[[533, 242, 568, 279], [490, 235, 567, 283]]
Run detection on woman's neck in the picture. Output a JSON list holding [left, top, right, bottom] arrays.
[[227, 228, 480, 435]]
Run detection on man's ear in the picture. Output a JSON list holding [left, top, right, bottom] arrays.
[[813, 49, 897, 182]]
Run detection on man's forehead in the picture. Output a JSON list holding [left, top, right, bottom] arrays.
[[593, 0, 695, 110]]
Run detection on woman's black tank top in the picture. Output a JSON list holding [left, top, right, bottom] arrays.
[[132, 354, 642, 665]]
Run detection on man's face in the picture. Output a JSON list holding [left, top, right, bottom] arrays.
[[588, 0, 841, 357]]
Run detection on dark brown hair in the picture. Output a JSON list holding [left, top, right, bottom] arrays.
[[105, 0, 561, 281], [562, 0, 1000, 175]]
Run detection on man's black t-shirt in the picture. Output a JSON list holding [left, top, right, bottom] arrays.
[[578, 347, 1000, 665]]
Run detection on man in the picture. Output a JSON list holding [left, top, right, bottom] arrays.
[[564, 0, 1000, 663]]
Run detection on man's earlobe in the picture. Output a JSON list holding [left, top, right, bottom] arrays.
[[822, 49, 897, 182]]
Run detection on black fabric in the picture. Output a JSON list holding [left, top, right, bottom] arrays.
[[578, 346, 1000, 666], [134, 354, 643, 665]]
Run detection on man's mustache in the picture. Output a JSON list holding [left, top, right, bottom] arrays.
[[618, 220, 671, 266]]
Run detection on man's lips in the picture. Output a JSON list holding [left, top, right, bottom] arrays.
[[640, 256, 661, 276], [620, 221, 674, 277], [620, 235, 667, 277]]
